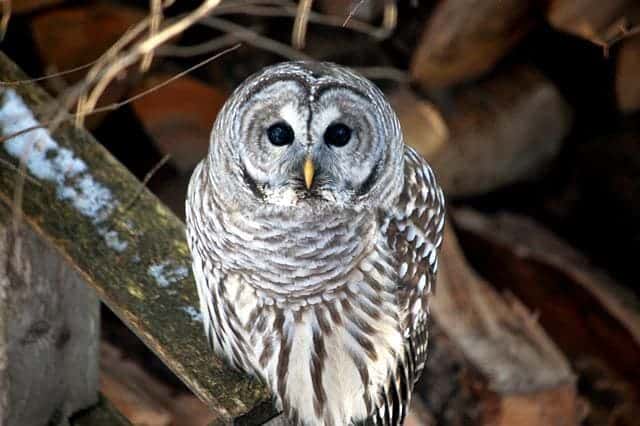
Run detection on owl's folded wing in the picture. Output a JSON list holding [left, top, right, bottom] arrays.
[[370, 146, 445, 425]]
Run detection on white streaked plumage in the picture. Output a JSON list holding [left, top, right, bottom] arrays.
[[186, 62, 445, 426]]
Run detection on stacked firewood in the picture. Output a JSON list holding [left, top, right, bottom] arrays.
[[4, 0, 640, 425]]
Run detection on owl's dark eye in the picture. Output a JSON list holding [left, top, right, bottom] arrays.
[[324, 123, 352, 147], [267, 122, 295, 146]]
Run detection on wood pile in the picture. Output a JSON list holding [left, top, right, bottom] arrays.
[[3, 0, 640, 424], [390, 66, 572, 197], [420, 226, 578, 426], [453, 209, 640, 426], [100, 342, 217, 426], [409, 0, 537, 90]]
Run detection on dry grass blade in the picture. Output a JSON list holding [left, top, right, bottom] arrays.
[[92, 43, 241, 113], [73, 3, 180, 106], [380, 0, 397, 37], [73, 16, 153, 127], [76, 0, 223, 127], [292, 0, 312, 49], [0, 124, 47, 144], [141, 0, 164, 72], [213, 2, 382, 38], [159, 34, 240, 57], [202, 17, 311, 60], [343, 0, 366, 27], [122, 154, 171, 212], [0, 0, 11, 42], [0, 44, 239, 147], [161, 23, 405, 82], [0, 59, 102, 86], [0, 157, 39, 186]]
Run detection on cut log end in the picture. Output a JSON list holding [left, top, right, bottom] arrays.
[[409, 0, 535, 89], [390, 66, 572, 197]]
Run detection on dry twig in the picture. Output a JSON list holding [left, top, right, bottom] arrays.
[[2, 45, 237, 229], [159, 34, 241, 57], [341, 0, 396, 37], [0, 44, 240, 146], [343, 0, 367, 27], [141, 0, 165, 72], [122, 154, 171, 212], [0, 59, 103, 86], [76, 0, 223, 127], [213, 1, 386, 38], [0, 0, 11, 41], [380, 0, 397, 37], [292, 0, 312, 49], [202, 17, 311, 60]]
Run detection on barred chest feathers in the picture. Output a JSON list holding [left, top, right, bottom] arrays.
[[188, 163, 413, 426], [222, 264, 406, 426]]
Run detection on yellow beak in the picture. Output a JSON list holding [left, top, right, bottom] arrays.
[[303, 157, 315, 190]]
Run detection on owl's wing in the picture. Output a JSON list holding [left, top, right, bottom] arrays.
[[387, 146, 445, 374], [369, 146, 445, 425], [186, 163, 221, 353]]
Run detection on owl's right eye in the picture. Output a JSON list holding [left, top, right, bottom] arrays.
[[267, 122, 295, 146]]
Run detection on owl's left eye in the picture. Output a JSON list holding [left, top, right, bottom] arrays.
[[324, 123, 352, 147], [267, 122, 295, 146]]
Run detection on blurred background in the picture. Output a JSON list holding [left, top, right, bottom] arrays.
[[2, 0, 640, 425]]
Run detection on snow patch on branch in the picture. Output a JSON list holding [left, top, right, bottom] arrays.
[[0, 89, 128, 252]]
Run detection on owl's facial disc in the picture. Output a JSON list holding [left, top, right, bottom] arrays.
[[216, 62, 403, 210], [239, 88, 385, 207]]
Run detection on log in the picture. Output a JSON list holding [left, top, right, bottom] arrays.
[[0, 203, 99, 425], [416, 225, 578, 425], [409, 0, 536, 89], [388, 86, 448, 160], [616, 35, 640, 113], [452, 208, 640, 423], [100, 342, 217, 426], [0, 53, 274, 424], [100, 343, 173, 426], [71, 395, 132, 426], [131, 74, 228, 174], [389, 65, 572, 198], [547, 0, 640, 44]]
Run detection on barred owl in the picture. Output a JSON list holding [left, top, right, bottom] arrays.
[[186, 62, 445, 426]]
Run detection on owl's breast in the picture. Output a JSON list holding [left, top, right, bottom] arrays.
[[221, 252, 405, 426], [209, 201, 383, 304]]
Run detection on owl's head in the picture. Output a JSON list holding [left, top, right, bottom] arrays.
[[207, 62, 404, 212]]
